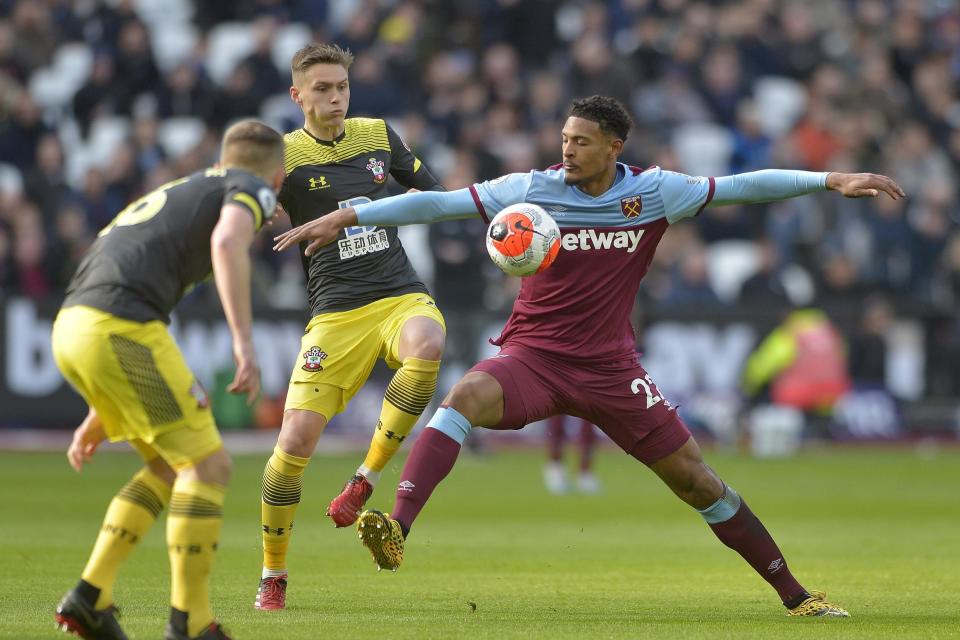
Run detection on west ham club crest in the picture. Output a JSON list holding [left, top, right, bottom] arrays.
[[620, 195, 642, 218], [366, 158, 386, 184]]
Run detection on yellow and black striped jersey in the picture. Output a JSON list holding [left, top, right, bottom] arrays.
[[279, 117, 443, 316], [63, 168, 274, 323]]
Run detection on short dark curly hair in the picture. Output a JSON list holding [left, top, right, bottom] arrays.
[[569, 96, 633, 141]]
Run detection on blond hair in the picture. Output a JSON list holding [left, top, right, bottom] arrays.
[[220, 120, 283, 179], [291, 42, 354, 77]]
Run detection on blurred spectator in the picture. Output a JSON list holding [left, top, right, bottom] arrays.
[[73, 54, 118, 137], [23, 134, 74, 222], [211, 63, 265, 130], [848, 295, 892, 387], [239, 17, 286, 98], [743, 308, 851, 414], [660, 248, 724, 308], [156, 63, 216, 120], [112, 20, 160, 114], [8, 1, 57, 77], [0, 92, 48, 170], [739, 239, 791, 305]]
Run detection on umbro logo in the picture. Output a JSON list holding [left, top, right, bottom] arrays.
[[397, 480, 416, 492], [768, 558, 784, 573]]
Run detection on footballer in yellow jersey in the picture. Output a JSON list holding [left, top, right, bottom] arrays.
[[53, 121, 285, 640], [255, 43, 446, 610]]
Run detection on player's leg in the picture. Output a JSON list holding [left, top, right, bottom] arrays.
[[574, 419, 601, 494], [57, 441, 175, 640], [358, 345, 563, 571], [329, 296, 445, 525], [52, 308, 174, 638], [544, 415, 570, 494], [256, 407, 330, 608], [82, 442, 175, 608], [356, 370, 503, 570], [163, 439, 233, 640], [646, 434, 848, 616]]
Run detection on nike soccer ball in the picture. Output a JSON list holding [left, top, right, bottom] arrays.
[[486, 203, 561, 276]]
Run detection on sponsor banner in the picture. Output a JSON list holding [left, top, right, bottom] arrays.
[[0, 297, 932, 432]]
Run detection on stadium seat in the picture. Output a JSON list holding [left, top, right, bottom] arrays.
[[705, 240, 760, 303], [780, 264, 815, 305], [150, 22, 199, 72], [158, 117, 206, 158], [753, 76, 807, 137], [28, 44, 94, 111], [0, 163, 24, 197], [206, 22, 256, 86], [259, 94, 302, 133], [671, 122, 733, 178], [271, 23, 313, 73], [87, 117, 132, 168], [53, 44, 94, 90], [132, 0, 193, 28]]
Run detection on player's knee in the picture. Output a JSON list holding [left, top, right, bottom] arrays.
[[146, 458, 176, 485], [405, 324, 445, 361], [188, 448, 232, 486], [277, 410, 325, 457], [681, 465, 724, 509], [443, 373, 497, 424]]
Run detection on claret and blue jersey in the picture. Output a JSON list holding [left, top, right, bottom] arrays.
[[353, 163, 826, 362], [466, 163, 717, 361]]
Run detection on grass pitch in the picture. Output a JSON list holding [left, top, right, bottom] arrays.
[[1, 445, 958, 639]]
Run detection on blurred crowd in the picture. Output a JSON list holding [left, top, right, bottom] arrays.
[[1, 0, 959, 333]]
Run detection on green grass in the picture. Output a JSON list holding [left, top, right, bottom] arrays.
[[2, 446, 959, 639]]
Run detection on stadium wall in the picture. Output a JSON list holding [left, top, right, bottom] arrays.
[[0, 297, 955, 436]]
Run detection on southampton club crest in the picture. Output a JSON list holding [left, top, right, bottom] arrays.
[[301, 346, 329, 372], [366, 158, 386, 184], [620, 194, 642, 219]]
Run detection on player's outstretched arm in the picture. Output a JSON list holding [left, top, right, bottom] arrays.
[[272, 188, 479, 255], [212, 203, 261, 405], [709, 170, 905, 207]]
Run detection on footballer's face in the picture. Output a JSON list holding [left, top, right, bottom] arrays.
[[561, 116, 622, 185], [291, 63, 350, 129]]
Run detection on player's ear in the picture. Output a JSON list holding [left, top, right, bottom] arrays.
[[610, 137, 624, 158], [290, 85, 302, 107], [272, 166, 284, 191]]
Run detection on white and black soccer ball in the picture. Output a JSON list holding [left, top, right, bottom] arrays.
[[485, 203, 561, 277]]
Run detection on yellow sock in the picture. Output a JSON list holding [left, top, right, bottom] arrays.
[[82, 467, 171, 609], [167, 479, 224, 637], [261, 446, 310, 571], [362, 357, 440, 473]]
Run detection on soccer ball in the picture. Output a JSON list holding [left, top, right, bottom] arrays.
[[485, 203, 561, 276]]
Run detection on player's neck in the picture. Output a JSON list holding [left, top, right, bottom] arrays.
[[304, 119, 345, 142], [575, 164, 619, 198]]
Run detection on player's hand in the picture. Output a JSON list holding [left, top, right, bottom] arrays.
[[826, 172, 906, 200], [67, 412, 106, 472], [228, 339, 261, 406], [273, 209, 355, 255]]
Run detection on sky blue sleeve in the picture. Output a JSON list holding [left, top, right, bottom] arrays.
[[711, 170, 828, 206], [657, 170, 715, 224], [354, 188, 480, 226], [469, 172, 534, 222]]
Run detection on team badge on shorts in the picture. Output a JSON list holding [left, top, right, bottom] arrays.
[[366, 158, 386, 184], [302, 346, 329, 372], [620, 194, 642, 218]]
